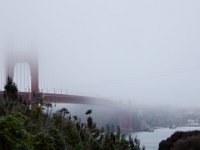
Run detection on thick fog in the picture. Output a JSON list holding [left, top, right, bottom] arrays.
[[0, 0, 200, 107]]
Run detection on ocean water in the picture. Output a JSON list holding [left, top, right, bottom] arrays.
[[131, 127, 200, 150]]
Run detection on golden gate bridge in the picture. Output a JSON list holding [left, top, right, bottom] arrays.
[[0, 49, 134, 132]]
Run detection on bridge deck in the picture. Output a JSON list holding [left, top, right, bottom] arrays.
[[0, 91, 122, 107]]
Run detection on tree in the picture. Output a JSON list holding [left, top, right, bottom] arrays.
[[0, 80, 144, 150], [0, 115, 33, 150], [4, 77, 18, 101], [33, 132, 54, 150], [116, 126, 121, 142], [49, 128, 66, 150], [59, 108, 70, 118]]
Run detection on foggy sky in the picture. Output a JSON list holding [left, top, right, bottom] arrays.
[[0, 0, 200, 107]]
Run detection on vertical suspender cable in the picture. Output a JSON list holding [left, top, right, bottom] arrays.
[[0, 54, 1, 90], [41, 63, 43, 93], [1, 54, 2, 89], [4, 54, 6, 86], [26, 65, 31, 92], [20, 65, 21, 91], [26, 64, 27, 92], [24, 64, 25, 92], [19, 65, 20, 91], [25, 64, 27, 92], [18, 65, 19, 91]]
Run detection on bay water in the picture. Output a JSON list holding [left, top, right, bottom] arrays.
[[131, 127, 200, 150]]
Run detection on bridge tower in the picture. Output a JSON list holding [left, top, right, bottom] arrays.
[[119, 112, 133, 132], [128, 100, 133, 131], [128, 111, 133, 131], [119, 101, 134, 132], [5, 50, 39, 93]]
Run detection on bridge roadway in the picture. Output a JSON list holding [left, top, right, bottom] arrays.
[[0, 91, 123, 107]]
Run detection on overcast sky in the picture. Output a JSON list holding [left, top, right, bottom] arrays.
[[0, 0, 200, 107]]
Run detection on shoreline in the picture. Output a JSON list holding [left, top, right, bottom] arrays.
[[133, 126, 200, 134]]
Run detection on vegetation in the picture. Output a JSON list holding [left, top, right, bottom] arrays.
[[0, 77, 143, 150]]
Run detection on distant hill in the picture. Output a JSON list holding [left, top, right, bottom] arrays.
[[159, 130, 200, 150]]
